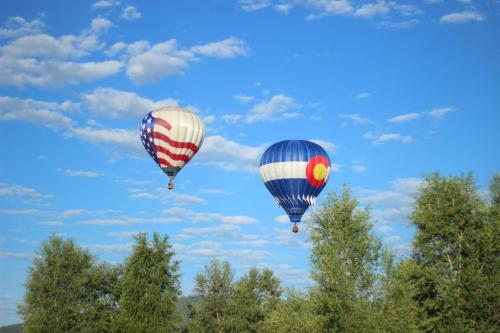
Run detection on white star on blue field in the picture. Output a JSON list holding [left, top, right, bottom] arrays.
[[1, 0, 499, 326]]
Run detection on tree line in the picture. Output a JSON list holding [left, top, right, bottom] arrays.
[[17, 173, 499, 332]]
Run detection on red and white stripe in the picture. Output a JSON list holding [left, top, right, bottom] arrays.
[[151, 109, 204, 169]]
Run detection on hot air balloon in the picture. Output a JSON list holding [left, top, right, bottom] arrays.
[[259, 140, 331, 233], [140, 107, 205, 190]]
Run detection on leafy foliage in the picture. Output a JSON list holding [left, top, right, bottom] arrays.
[[188, 259, 234, 332], [114, 233, 180, 333], [261, 290, 320, 333], [226, 267, 282, 332], [309, 185, 386, 332], [15, 173, 499, 333], [17, 235, 119, 333], [409, 173, 500, 332]]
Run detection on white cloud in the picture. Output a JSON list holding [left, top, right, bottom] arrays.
[[351, 165, 367, 173], [274, 227, 311, 249], [164, 207, 258, 226], [92, 0, 120, 9], [356, 178, 422, 224], [356, 92, 370, 99], [229, 239, 270, 247], [440, 11, 485, 24], [238, 0, 271, 11], [356, 178, 422, 206], [0, 251, 34, 259], [0, 183, 51, 200], [2, 17, 111, 59], [129, 188, 207, 205], [355, 1, 391, 18], [0, 209, 38, 215], [233, 94, 254, 104], [38, 220, 65, 226], [303, 0, 354, 20], [275, 3, 293, 13], [0, 57, 123, 87], [274, 214, 289, 224], [177, 224, 245, 239], [374, 223, 392, 233], [84, 243, 134, 254], [338, 113, 372, 124], [125, 39, 191, 83], [198, 135, 265, 173], [125, 37, 248, 84], [0, 16, 45, 39], [391, 3, 422, 16], [0, 17, 121, 87], [82, 87, 178, 119], [61, 169, 104, 178], [428, 107, 455, 120], [198, 188, 232, 196], [380, 19, 420, 29], [245, 94, 297, 122], [187, 247, 271, 262], [387, 112, 421, 123], [69, 126, 141, 153], [203, 115, 216, 124], [0, 96, 76, 128], [191, 37, 249, 58], [222, 114, 243, 123], [107, 231, 144, 239], [60, 209, 86, 218], [122, 5, 142, 21], [79, 216, 180, 226], [90, 17, 113, 33], [193, 213, 258, 225], [310, 139, 338, 153], [373, 133, 413, 144], [106, 41, 127, 56]]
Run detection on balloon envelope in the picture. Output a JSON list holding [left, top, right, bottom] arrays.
[[140, 107, 205, 188], [259, 140, 331, 224]]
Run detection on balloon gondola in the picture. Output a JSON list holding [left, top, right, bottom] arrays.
[[259, 140, 331, 233], [140, 107, 205, 190]]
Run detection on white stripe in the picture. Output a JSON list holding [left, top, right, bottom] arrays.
[[259, 161, 308, 182], [157, 152, 187, 168], [154, 122, 203, 146], [153, 109, 204, 147], [154, 138, 196, 157]]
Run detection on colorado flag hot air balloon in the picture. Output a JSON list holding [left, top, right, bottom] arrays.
[[140, 107, 205, 190], [259, 140, 331, 233]]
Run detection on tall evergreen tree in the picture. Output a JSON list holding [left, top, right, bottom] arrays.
[[188, 260, 234, 333], [18, 235, 119, 333], [309, 185, 385, 332], [410, 173, 499, 332], [226, 267, 282, 332], [114, 233, 180, 333]]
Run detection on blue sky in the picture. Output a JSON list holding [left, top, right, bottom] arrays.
[[1, 0, 499, 325]]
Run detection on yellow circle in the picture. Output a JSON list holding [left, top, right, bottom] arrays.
[[313, 163, 327, 181]]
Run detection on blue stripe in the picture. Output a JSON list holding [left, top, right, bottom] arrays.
[[259, 140, 330, 166]]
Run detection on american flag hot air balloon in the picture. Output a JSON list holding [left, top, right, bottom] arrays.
[[140, 107, 205, 190]]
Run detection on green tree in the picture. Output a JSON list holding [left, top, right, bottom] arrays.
[[114, 233, 180, 333], [188, 260, 233, 333], [226, 267, 282, 332], [261, 290, 321, 333], [376, 254, 421, 333], [410, 173, 499, 332], [309, 186, 385, 332], [18, 235, 119, 333]]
